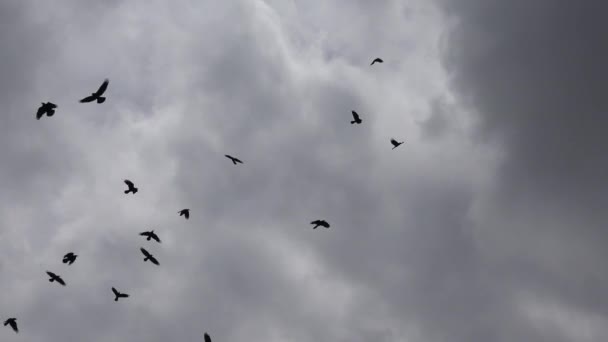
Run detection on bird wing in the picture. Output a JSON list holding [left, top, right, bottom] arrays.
[[205, 333, 211, 342], [56, 276, 66, 286], [352, 111, 360, 120], [152, 234, 161, 243], [150, 256, 160, 265], [36, 107, 44, 119], [112, 287, 119, 296], [225, 155, 233, 160], [184, 211, 189, 219], [311, 220, 320, 225], [46, 271, 55, 278], [139, 231, 149, 236], [48, 102, 57, 108], [234, 158, 243, 163], [79, 95, 96, 103], [95, 79, 109, 96], [119, 293, 129, 298], [140, 248, 151, 257], [9, 321, 17, 332], [124, 179, 134, 187]]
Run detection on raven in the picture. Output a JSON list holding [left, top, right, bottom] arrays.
[[62, 252, 77, 265], [124, 179, 138, 194], [390, 138, 404, 149], [204, 332, 211, 342], [112, 287, 129, 302], [178, 208, 190, 219], [36, 102, 57, 120], [140, 248, 159, 266], [3, 318, 17, 333], [351, 111, 362, 124], [79, 79, 109, 103], [46, 271, 66, 286], [140, 230, 161, 243], [310, 220, 330, 229], [370, 58, 383, 65], [225, 155, 243, 165]]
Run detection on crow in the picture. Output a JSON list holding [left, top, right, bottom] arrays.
[[140, 230, 161, 243], [390, 138, 404, 149], [36, 102, 57, 120], [370, 58, 383, 65], [204, 332, 211, 342], [225, 155, 243, 165], [46, 271, 66, 286], [178, 208, 190, 219], [140, 248, 159, 266], [351, 110, 362, 124], [124, 179, 138, 194], [62, 252, 77, 265], [310, 220, 330, 229], [79, 79, 109, 103], [3, 318, 17, 333], [112, 287, 129, 302]]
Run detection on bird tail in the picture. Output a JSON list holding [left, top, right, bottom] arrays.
[[350, 120, 356, 124], [124, 190, 129, 194], [144, 257, 149, 262], [133, 188, 138, 194], [97, 97, 106, 103]]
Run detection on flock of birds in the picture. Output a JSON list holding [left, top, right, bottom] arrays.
[[5, 57, 401, 340]]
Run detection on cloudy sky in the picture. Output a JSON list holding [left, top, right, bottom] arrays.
[[1, 0, 606, 341]]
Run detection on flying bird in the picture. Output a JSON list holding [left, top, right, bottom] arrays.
[[36, 102, 57, 120], [112, 287, 129, 302], [62, 252, 77, 265], [225, 155, 243, 165], [79, 79, 109, 103], [310, 220, 330, 229], [140, 248, 159, 266], [46, 271, 66, 286], [390, 138, 404, 149], [370, 57, 383, 65], [139, 230, 161, 243], [124, 179, 138, 194], [204, 332, 211, 342], [351, 110, 362, 124], [3, 318, 17, 333], [178, 208, 190, 219]]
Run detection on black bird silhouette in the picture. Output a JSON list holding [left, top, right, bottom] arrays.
[[178, 208, 190, 219], [351, 110, 362, 124], [390, 138, 404, 149], [3, 318, 17, 333], [36, 102, 57, 120], [46, 271, 66, 286], [310, 220, 330, 229], [62, 252, 77, 265], [140, 248, 159, 266], [112, 287, 129, 301], [79, 79, 109, 103], [225, 155, 243, 165], [370, 58, 383, 65], [124, 179, 138, 194], [204, 332, 211, 342], [139, 230, 161, 243]]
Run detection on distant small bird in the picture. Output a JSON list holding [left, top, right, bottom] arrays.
[[178, 209, 190, 219], [62, 252, 77, 265], [310, 220, 330, 229], [204, 332, 212, 342], [46, 271, 66, 286], [112, 287, 129, 302], [225, 155, 243, 165], [124, 179, 138, 194], [390, 138, 404, 149], [79, 79, 109, 103], [140, 248, 159, 266], [3, 318, 18, 333], [370, 58, 383, 66], [139, 230, 161, 243], [36, 102, 57, 120], [351, 110, 362, 124]]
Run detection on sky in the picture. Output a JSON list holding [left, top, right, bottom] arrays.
[[0, 0, 606, 341]]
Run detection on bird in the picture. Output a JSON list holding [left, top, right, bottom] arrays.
[[178, 208, 190, 219], [3, 318, 18, 333], [204, 332, 211, 342], [62, 252, 77, 265], [370, 58, 383, 65], [351, 110, 362, 124], [140, 248, 159, 266], [390, 138, 404, 149], [36, 102, 57, 120], [225, 155, 243, 165], [124, 179, 138, 194], [46, 271, 66, 286], [139, 230, 161, 243], [112, 287, 129, 302], [79, 79, 109, 103], [310, 220, 330, 229]]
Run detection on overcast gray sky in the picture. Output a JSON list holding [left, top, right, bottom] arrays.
[[0, 0, 606, 341]]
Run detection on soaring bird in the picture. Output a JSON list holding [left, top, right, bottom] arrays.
[[225, 155, 243, 165], [124, 179, 138, 194], [36, 102, 57, 120], [79, 79, 109, 103], [62, 252, 78, 265], [178, 208, 190, 219], [139, 230, 161, 243], [46, 271, 66, 286], [310, 220, 330, 229], [390, 138, 404, 149], [370, 58, 383, 65], [112, 287, 129, 302], [204, 332, 211, 342], [3, 318, 17, 333], [140, 248, 159, 266], [351, 110, 362, 124]]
